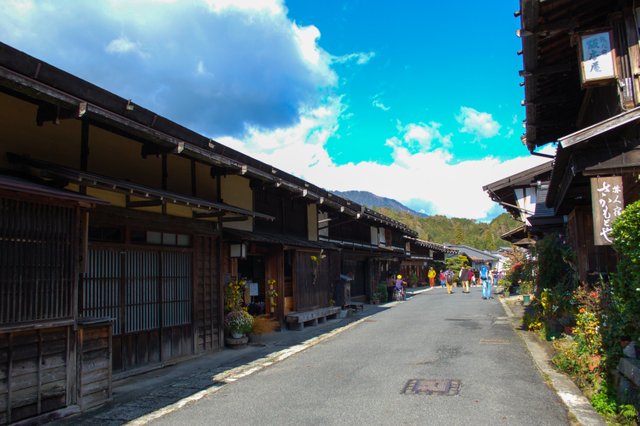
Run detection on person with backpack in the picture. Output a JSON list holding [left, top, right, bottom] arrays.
[[480, 262, 492, 300], [445, 269, 455, 294], [459, 264, 470, 294]]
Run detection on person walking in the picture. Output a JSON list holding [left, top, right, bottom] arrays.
[[459, 265, 470, 294], [394, 274, 406, 301], [445, 269, 455, 294], [386, 273, 395, 303], [427, 267, 436, 288], [480, 262, 492, 300], [439, 270, 446, 288]]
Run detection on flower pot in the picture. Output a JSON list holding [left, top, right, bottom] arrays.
[[522, 294, 531, 306], [225, 335, 249, 349], [231, 331, 244, 339]]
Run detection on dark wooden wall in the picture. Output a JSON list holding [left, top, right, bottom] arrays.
[[0, 327, 71, 424], [254, 186, 308, 238], [566, 206, 617, 282], [293, 250, 332, 311], [77, 321, 112, 410], [193, 235, 220, 353]]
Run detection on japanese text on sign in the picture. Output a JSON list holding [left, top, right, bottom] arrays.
[[580, 31, 615, 83], [590, 176, 624, 245]]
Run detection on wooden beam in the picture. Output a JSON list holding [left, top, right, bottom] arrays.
[[583, 148, 640, 176], [35, 103, 75, 125], [560, 107, 640, 148], [126, 199, 163, 208], [519, 62, 573, 78], [219, 216, 249, 223], [193, 211, 225, 219]]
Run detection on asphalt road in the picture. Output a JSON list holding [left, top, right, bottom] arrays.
[[151, 287, 570, 426]]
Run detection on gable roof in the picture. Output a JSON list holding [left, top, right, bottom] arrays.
[[483, 161, 553, 220], [446, 245, 499, 262]]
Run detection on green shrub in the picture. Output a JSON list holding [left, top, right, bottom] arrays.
[[376, 281, 388, 303], [608, 200, 640, 351]]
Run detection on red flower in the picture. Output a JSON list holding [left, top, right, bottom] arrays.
[[590, 292, 598, 298]]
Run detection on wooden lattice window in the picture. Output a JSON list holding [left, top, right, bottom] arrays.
[[0, 198, 77, 326], [82, 249, 192, 335]]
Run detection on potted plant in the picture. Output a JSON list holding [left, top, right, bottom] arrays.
[[224, 310, 254, 339], [370, 292, 381, 305], [520, 280, 534, 306]]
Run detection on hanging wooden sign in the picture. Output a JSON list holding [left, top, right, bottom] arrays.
[[590, 176, 624, 245], [578, 30, 617, 87]]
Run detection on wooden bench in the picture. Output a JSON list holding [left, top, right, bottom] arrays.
[[344, 302, 364, 312], [285, 306, 342, 330]]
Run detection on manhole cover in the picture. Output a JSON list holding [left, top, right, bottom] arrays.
[[402, 379, 461, 396]]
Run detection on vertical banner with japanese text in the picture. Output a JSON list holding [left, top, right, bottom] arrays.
[[590, 176, 624, 245]]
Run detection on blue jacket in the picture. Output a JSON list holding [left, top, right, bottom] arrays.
[[480, 265, 489, 279]]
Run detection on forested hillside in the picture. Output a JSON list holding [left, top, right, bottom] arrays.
[[376, 208, 521, 251]]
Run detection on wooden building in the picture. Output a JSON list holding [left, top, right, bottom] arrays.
[[317, 201, 417, 302], [0, 42, 282, 423], [0, 42, 420, 423], [484, 161, 564, 246], [518, 0, 640, 281], [401, 239, 454, 285]]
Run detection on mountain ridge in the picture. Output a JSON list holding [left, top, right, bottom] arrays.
[[333, 190, 519, 251], [333, 190, 427, 216]]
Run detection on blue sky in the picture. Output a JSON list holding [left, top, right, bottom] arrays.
[[1, 0, 550, 220]]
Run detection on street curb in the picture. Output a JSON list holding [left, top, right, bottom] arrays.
[[125, 316, 368, 425], [498, 297, 606, 426]]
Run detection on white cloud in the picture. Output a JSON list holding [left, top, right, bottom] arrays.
[[205, 0, 284, 15], [457, 106, 501, 139], [388, 122, 451, 153], [218, 103, 546, 220], [372, 99, 390, 111], [105, 37, 147, 58], [371, 94, 390, 111], [0, 0, 335, 137], [333, 51, 376, 65]]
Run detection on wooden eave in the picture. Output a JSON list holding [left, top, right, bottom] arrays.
[[8, 154, 274, 222], [500, 224, 528, 243], [224, 228, 336, 250], [483, 161, 553, 194], [0, 174, 107, 208], [559, 106, 640, 148], [0, 42, 416, 236], [547, 117, 640, 213], [519, 0, 620, 151], [483, 161, 553, 219], [407, 237, 455, 254]]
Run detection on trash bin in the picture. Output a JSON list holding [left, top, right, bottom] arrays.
[[523, 294, 531, 306]]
